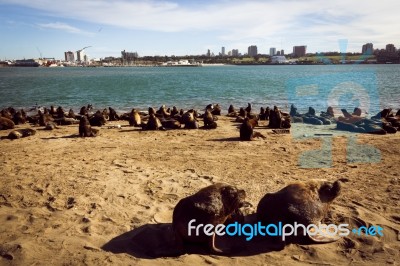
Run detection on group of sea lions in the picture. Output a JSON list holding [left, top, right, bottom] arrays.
[[1, 104, 399, 139], [289, 104, 400, 134], [172, 179, 342, 255]]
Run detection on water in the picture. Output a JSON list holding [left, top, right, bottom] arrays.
[[0, 65, 399, 114]]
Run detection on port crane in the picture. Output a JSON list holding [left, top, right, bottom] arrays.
[[76, 46, 92, 53]]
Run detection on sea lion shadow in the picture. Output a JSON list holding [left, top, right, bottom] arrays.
[[101, 222, 282, 259], [208, 137, 241, 142], [40, 134, 80, 140]]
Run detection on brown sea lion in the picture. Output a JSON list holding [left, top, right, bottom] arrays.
[[172, 183, 247, 254], [245, 103, 252, 113], [182, 110, 199, 129], [67, 109, 76, 119], [203, 110, 217, 129], [240, 117, 265, 141], [211, 104, 221, 116], [171, 106, 179, 117], [0, 117, 15, 130], [7, 128, 36, 139], [79, 116, 98, 137], [257, 180, 341, 243], [268, 106, 282, 129], [144, 114, 164, 130], [80, 106, 88, 116], [228, 104, 235, 114], [148, 107, 156, 116], [352, 107, 362, 116], [89, 111, 107, 127], [108, 107, 119, 121], [129, 108, 142, 127], [13, 111, 26, 125], [39, 110, 54, 126]]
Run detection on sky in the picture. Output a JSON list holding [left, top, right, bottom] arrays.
[[0, 0, 399, 60]]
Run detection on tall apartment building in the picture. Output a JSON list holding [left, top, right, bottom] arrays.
[[293, 46, 307, 57], [76, 50, 85, 62], [248, 45, 258, 57], [221, 47, 225, 56], [281, 49, 284, 55], [269, 47, 276, 56], [232, 49, 239, 56], [64, 51, 75, 62], [386, 44, 396, 53], [362, 43, 374, 55]]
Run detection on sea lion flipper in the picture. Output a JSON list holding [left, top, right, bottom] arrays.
[[209, 233, 224, 254]]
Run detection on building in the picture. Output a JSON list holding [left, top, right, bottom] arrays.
[[227, 51, 232, 56], [232, 49, 239, 57], [121, 50, 138, 61], [248, 45, 258, 57], [293, 46, 307, 57], [207, 49, 211, 57], [221, 47, 225, 56], [386, 44, 396, 53], [362, 43, 373, 55], [76, 50, 85, 62], [281, 49, 284, 55], [269, 47, 276, 56], [64, 51, 75, 62], [277, 51, 281, 56]]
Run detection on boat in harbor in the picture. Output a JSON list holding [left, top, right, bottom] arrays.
[[14, 59, 40, 67], [161, 59, 202, 67]]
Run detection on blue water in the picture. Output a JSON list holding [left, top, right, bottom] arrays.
[[0, 65, 399, 114]]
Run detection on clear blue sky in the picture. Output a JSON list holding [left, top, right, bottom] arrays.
[[0, 0, 399, 60]]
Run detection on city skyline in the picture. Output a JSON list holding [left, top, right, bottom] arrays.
[[0, 0, 399, 60]]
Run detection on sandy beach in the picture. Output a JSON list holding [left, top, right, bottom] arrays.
[[0, 115, 399, 265]]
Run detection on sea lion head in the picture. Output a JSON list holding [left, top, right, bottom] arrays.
[[318, 180, 341, 203], [220, 185, 246, 215]]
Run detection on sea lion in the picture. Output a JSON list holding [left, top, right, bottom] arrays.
[[172, 183, 247, 254], [290, 104, 300, 117], [38, 110, 54, 126], [171, 106, 179, 117], [257, 180, 341, 243], [44, 122, 59, 130], [7, 128, 36, 139], [203, 109, 217, 129], [211, 104, 221, 116], [108, 107, 119, 121], [228, 104, 235, 114], [80, 106, 88, 116], [148, 107, 156, 116], [67, 109, 76, 119], [129, 108, 142, 127], [143, 114, 164, 130], [79, 116, 98, 137], [268, 106, 282, 129], [13, 111, 26, 125], [240, 117, 265, 141], [352, 107, 362, 116], [306, 107, 316, 116], [181, 110, 199, 129], [245, 103, 252, 113], [0, 117, 15, 130], [89, 111, 107, 127]]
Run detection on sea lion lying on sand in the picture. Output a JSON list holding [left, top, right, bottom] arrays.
[[172, 183, 247, 254], [203, 109, 217, 129], [7, 128, 36, 139], [0, 117, 15, 130], [257, 180, 341, 244]]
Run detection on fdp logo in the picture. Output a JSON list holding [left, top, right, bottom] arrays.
[[286, 40, 381, 168]]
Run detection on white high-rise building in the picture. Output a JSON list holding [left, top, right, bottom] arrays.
[[221, 47, 226, 56], [270, 47, 276, 56], [77, 50, 86, 62]]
